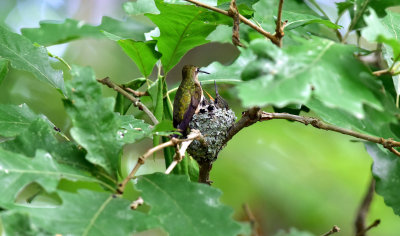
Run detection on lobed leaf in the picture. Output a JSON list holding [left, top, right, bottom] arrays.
[[146, 0, 230, 73], [136, 173, 241, 236], [21, 17, 152, 46], [0, 26, 65, 94]]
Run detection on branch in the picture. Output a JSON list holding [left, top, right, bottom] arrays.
[[183, 0, 281, 46], [275, 0, 285, 47], [228, 0, 245, 48], [243, 204, 260, 236], [124, 87, 148, 97], [117, 130, 202, 194], [223, 107, 400, 158], [165, 130, 203, 174], [356, 219, 380, 236], [321, 225, 340, 236], [97, 77, 159, 125], [355, 178, 376, 236]]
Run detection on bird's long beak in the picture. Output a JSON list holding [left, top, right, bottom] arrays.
[[198, 69, 210, 74]]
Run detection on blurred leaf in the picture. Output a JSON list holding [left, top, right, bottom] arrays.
[[283, 11, 341, 30], [146, 0, 229, 73], [0, 104, 38, 137], [0, 211, 49, 236], [0, 148, 103, 208], [366, 143, 400, 216], [153, 119, 175, 133], [117, 115, 152, 143], [16, 190, 158, 236], [0, 26, 65, 94], [64, 66, 124, 179], [336, 1, 354, 17], [362, 9, 400, 98], [114, 77, 147, 115], [235, 38, 382, 118], [118, 40, 161, 78], [198, 47, 255, 84], [0, 57, 8, 85], [274, 228, 315, 236], [137, 173, 241, 236], [124, 0, 159, 15], [21, 17, 152, 46]]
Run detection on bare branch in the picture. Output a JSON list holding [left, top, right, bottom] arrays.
[[117, 130, 202, 194], [97, 77, 159, 125], [243, 204, 260, 236], [321, 225, 340, 236], [124, 87, 148, 97], [228, 0, 245, 48], [275, 0, 285, 47], [223, 107, 400, 158], [356, 219, 381, 236], [355, 179, 376, 236], [165, 130, 203, 174], [183, 0, 281, 46]]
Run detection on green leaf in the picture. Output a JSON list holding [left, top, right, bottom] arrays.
[[118, 40, 161, 78], [283, 11, 341, 30], [21, 17, 152, 46], [235, 38, 382, 118], [0, 148, 103, 208], [137, 173, 241, 236], [365, 143, 400, 216], [117, 115, 152, 143], [64, 66, 124, 179], [146, 0, 229, 73], [0, 211, 49, 236], [0, 25, 65, 94], [0, 104, 38, 137], [0, 57, 8, 85], [15, 190, 158, 236], [123, 0, 159, 15]]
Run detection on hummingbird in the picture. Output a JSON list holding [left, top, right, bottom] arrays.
[[173, 65, 209, 135]]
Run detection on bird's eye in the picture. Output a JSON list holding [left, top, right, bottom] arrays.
[[196, 67, 200, 73]]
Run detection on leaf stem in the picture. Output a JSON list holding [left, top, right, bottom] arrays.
[[47, 51, 71, 70], [97, 77, 159, 125], [341, 0, 370, 43]]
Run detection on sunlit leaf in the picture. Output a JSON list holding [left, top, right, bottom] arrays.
[[146, 0, 230, 73], [123, 0, 159, 15], [235, 38, 382, 118], [118, 40, 161, 78], [0, 26, 65, 94], [21, 17, 152, 46], [283, 11, 341, 30], [137, 173, 241, 236]]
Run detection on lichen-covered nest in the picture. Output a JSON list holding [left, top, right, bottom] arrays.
[[187, 105, 236, 162]]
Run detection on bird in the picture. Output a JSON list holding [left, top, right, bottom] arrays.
[[213, 80, 229, 110], [173, 65, 209, 135]]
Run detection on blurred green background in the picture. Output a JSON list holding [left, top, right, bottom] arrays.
[[0, 0, 399, 235]]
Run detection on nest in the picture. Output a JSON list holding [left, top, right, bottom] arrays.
[[187, 104, 236, 162]]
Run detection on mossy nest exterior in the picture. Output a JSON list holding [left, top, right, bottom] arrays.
[[187, 106, 236, 162]]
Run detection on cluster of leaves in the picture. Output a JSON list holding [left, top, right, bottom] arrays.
[[0, 0, 400, 235]]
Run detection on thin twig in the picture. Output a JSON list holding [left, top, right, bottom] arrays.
[[117, 130, 202, 194], [97, 77, 159, 125], [124, 87, 148, 97], [356, 219, 381, 236], [243, 204, 260, 236], [372, 69, 390, 76], [355, 178, 376, 236], [165, 130, 203, 174], [223, 107, 400, 158], [183, 0, 281, 46], [321, 225, 340, 236], [228, 0, 245, 48], [275, 0, 285, 47]]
